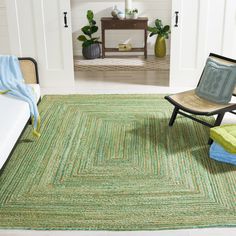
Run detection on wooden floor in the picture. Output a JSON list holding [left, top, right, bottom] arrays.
[[42, 67, 171, 95], [75, 69, 169, 88], [73, 55, 170, 93], [78, 70, 169, 85]]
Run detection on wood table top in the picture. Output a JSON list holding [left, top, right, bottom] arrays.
[[101, 17, 148, 21]]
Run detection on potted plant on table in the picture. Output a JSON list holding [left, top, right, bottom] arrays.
[[148, 19, 170, 58], [126, 9, 138, 19], [77, 10, 101, 59], [131, 9, 138, 19]]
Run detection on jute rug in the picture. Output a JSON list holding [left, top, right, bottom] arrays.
[[0, 95, 235, 230], [74, 56, 170, 71]]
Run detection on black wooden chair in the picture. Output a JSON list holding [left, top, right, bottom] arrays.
[[165, 53, 236, 144]]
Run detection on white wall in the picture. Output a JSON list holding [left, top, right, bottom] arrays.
[[1, 0, 172, 57], [5, 0, 75, 88], [0, 0, 10, 54], [71, 0, 172, 56]]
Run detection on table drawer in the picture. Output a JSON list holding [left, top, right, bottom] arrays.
[[102, 20, 147, 30]]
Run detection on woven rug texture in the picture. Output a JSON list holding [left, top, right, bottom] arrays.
[[74, 56, 170, 71], [0, 95, 235, 230]]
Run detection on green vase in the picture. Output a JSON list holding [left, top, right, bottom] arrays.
[[155, 36, 166, 58]]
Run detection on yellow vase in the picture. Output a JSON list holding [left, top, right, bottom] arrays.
[[155, 36, 166, 58]]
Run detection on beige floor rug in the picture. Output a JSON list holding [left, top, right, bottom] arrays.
[[74, 56, 170, 72]]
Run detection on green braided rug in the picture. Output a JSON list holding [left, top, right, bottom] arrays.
[[0, 95, 235, 230]]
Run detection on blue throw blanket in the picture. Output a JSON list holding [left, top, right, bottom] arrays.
[[0, 55, 40, 137], [210, 142, 236, 165]]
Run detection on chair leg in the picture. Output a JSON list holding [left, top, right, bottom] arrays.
[[208, 113, 225, 145], [208, 139, 213, 145], [213, 113, 225, 126], [169, 107, 179, 126]]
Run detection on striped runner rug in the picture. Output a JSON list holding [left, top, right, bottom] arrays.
[[0, 95, 235, 230], [74, 56, 170, 71]]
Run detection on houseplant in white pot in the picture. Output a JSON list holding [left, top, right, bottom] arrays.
[[131, 9, 138, 19], [126, 9, 138, 19], [77, 10, 101, 59], [148, 19, 170, 57]]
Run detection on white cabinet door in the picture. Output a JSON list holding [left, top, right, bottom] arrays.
[[170, 0, 236, 88], [6, 0, 74, 88]]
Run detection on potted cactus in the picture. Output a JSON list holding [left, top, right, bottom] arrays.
[[77, 10, 101, 59], [148, 19, 170, 57]]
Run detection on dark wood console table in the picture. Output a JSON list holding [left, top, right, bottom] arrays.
[[101, 17, 148, 58]]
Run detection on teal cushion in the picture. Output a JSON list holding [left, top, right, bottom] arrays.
[[195, 58, 236, 104]]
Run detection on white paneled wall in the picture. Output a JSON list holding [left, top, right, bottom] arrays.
[[71, 0, 172, 56], [0, 0, 10, 54]]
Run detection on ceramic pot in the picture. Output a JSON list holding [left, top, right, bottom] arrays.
[[82, 43, 101, 59], [155, 36, 166, 57], [131, 13, 138, 19]]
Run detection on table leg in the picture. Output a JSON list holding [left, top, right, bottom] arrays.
[[102, 29, 105, 58], [144, 29, 147, 59]]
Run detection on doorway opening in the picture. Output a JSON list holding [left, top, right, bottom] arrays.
[[70, 0, 171, 93]]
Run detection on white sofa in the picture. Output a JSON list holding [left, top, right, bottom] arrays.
[[0, 58, 40, 169]]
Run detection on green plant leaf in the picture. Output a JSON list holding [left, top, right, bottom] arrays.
[[148, 27, 158, 34], [87, 10, 94, 22], [163, 25, 170, 33], [90, 26, 98, 34], [91, 37, 100, 41], [147, 26, 154, 32], [77, 35, 87, 42], [82, 26, 91, 37], [91, 20, 96, 26], [155, 19, 163, 30], [82, 40, 93, 48]]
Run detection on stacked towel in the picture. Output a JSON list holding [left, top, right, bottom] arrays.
[[0, 55, 40, 137], [210, 125, 236, 165], [210, 142, 236, 165]]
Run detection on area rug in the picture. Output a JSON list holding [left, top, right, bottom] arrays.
[[74, 56, 170, 71], [0, 95, 235, 230]]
